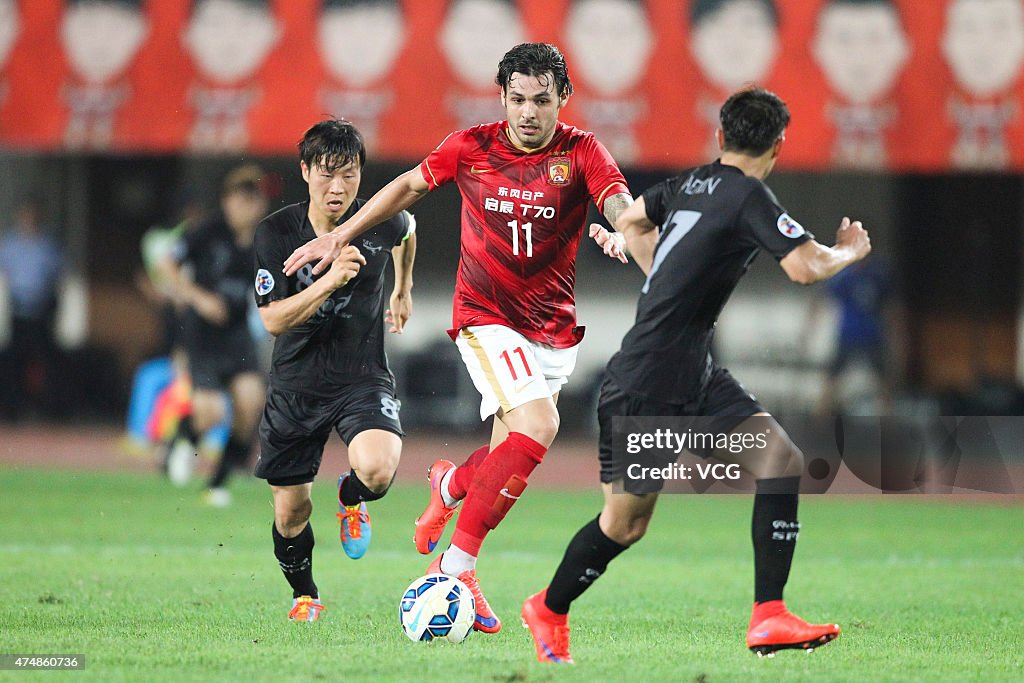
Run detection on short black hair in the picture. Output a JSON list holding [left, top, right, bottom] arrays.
[[298, 119, 366, 172], [496, 43, 573, 99], [690, 0, 780, 27], [719, 87, 790, 155]]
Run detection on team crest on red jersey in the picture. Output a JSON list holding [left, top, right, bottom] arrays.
[[547, 156, 571, 185]]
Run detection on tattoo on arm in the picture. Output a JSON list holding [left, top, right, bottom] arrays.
[[602, 193, 633, 227]]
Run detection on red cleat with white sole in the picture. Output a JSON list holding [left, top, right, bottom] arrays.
[[746, 602, 840, 656], [521, 590, 573, 664]]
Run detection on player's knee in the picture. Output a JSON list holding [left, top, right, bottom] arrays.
[[769, 436, 804, 477], [359, 461, 397, 494], [601, 511, 651, 546], [527, 409, 560, 447], [275, 499, 312, 535], [786, 443, 805, 476], [192, 393, 226, 432]]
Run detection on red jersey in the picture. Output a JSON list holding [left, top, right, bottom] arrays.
[[420, 121, 629, 348]]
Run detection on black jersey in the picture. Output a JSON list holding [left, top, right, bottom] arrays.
[[172, 215, 254, 343], [606, 160, 811, 404], [253, 200, 412, 397]]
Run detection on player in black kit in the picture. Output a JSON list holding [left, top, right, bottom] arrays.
[[161, 164, 269, 506], [521, 87, 871, 662], [252, 119, 417, 622]]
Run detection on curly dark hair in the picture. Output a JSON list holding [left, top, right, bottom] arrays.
[[495, 43, 573, 98]]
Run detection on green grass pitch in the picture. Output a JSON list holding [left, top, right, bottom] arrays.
[[1, 468, 1021, 682]]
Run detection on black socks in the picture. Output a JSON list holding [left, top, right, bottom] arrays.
[[208, 437, 250, 489], [339, 469, 389, 507], [544, 515, 628, 615], [273, 522, 317, 599], [752, 476, 801, 603]]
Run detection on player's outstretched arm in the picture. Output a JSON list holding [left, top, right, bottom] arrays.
[[779, 217, 871, 285], [283, 168, 430, 277], [612, 196, 658, 275], [387, 230, 416, 334], [159, 255, 229, 325], [261, 246, 365, 336]]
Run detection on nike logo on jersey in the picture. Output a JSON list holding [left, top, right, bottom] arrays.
[[470, 166, 494, 174], [499, 487, 520, 500]]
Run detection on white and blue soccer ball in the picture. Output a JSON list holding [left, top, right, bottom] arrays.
[[399, 573, 476, 643]]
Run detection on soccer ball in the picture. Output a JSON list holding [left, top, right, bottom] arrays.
[[399, 573, 476, 643]]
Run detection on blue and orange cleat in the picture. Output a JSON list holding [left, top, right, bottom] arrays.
[[747, 607, 840, 656], [414, 459, 458, 555], [337, 473, 371, 559], [427, 553, 501, 633], [288, 596, 325, 622], [521, 590, 573, 664]]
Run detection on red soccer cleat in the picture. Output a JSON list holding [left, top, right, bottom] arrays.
[[521, 590, 573, 664], [746, 603, 840, 656], [414, 459, 458, 555], [427, 553, 501, 633]]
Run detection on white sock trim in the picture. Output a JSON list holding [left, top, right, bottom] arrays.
[[440, 544, 476, 575], [439, 466, 459, 508]]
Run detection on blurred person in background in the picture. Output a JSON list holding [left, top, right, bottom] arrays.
[[0, 198, 66, 422], [160, 164, 269, 507], [123, 190, 209, 459], [807, 255, 901, 415]]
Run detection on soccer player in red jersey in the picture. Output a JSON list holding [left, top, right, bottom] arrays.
[[282, 43, 634, 633]]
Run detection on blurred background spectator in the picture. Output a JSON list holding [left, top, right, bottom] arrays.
[[0, 198, 67, 421]]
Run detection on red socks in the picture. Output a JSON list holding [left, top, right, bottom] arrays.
[[450, 432, 547, 556], [448, 445, 490, 501]]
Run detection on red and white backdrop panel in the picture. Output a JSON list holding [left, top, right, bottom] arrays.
[[0, 0, 1022, 170]]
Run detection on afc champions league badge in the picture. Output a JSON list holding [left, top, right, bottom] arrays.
[[255, 268, 275, 296], [546, 155, 571, 186], [777, 213, 805, 238]]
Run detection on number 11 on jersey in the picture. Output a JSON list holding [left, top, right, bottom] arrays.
[[507, 220, 533, 257]]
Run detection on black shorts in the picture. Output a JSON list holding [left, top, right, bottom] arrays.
[[255, 377, 404, 486], [597, 366, 763, 485], [185, 330, 260, 390]]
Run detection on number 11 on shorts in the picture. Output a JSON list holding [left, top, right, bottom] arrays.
[[500, 347, 533, 381]]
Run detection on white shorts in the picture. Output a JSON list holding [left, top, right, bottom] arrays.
[[454, 325, 579, 421]]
